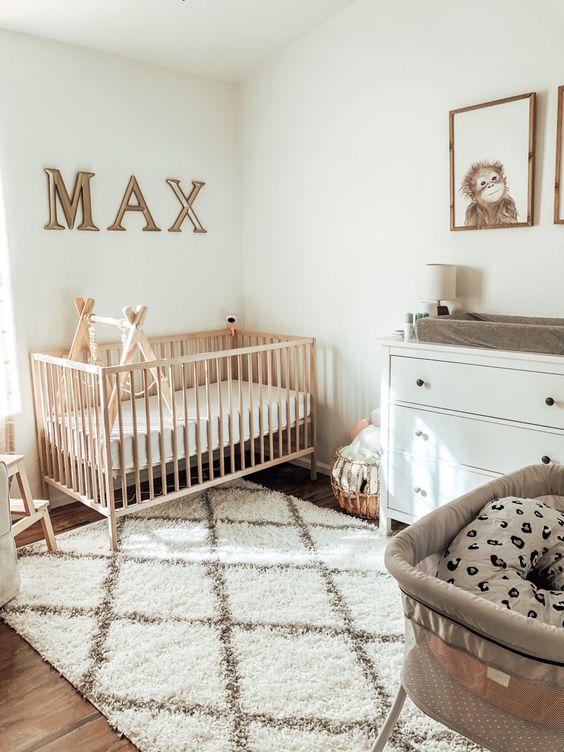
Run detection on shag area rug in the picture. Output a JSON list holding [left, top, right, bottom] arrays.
[[2, 481, 480, 752]]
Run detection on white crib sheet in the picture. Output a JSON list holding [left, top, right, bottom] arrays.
[[51, 380, 310, 472]]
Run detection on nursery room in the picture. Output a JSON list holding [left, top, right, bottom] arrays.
[[1, 0, 564, 751]]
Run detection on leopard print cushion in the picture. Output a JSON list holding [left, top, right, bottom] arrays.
[[437, 497, 564, 627]]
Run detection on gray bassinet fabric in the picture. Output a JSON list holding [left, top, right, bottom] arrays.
[[385, 464, 564, 752], [385, 464, 564, 665]]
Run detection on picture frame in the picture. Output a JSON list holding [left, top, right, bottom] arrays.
[[554, 85, 564, 224], [449, 92, 535, 231]]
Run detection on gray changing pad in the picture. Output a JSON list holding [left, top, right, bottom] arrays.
[[415, 312, 564, 355]]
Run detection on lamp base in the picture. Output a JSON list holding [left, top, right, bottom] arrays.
[[436, 304, 450, 316]]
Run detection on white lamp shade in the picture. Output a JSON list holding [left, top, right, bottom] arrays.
[[421, 264, 456, 302]]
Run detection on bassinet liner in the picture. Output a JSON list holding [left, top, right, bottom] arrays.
[[385, 463, 564, 752]]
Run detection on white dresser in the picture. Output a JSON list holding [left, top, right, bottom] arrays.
[[378, 338, 564, 535]]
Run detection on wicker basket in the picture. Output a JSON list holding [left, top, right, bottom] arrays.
[[330, 447, 380, 518]]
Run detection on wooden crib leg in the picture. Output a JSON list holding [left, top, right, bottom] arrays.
[[370, 685, 406, 752], [108, 511, 118, 552], [310, 452, 317, 481]]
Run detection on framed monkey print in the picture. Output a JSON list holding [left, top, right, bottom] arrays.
[[449, 92, 535, 231], [554, 85, 564, 224]]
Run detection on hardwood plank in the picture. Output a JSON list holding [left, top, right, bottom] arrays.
[[13, 504, 104, 548], [1, 462, 384, 751], [0, 622, 136, 752], [22, 715, 134, 752]]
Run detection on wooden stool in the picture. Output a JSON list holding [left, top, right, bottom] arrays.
[[2, 454, 58, 552]]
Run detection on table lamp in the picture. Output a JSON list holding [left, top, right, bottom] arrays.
[[421, 264, 456, 316]]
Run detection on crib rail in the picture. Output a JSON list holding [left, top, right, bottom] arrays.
[[31, 330, 316, 546]]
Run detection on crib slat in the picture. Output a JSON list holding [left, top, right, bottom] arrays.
[[238, 355, 245, 470], [303, 344, 309, 448], [75, 371, 89, 500], [181, 360, 192, 488], [157, 365, 167, 495], [78, 371, 91, 499], [248, 353, 255, 467], [142, 368, 155, 500], [31, 360, 47, 485], [56, 367, 71, 487], [115, 373, 127, 508], [39, 361, 54, 480], [227, 356, 235, 474], [293, 346, 300, 453], [204, 360, 214, 481], [276, 349, 283, 458], [47, 363, 59, 480], [94, 374, 108, 508], [267, 349, 274, 461], [71, 368, 83, 495], [310, 341, 317, 463], [285, 348, 291, 455], [50, 364, 62, 485], [257, 350, 264, 464], [66, 368, 78, 491], [100, 373, 117, 548], [69, 369, 84, 497], [169, 364, 179, 492], [84, 372, 99, 507], [217, 357, 225, 477], [193, 361, 203, 484], [130, 369, 142, 503]]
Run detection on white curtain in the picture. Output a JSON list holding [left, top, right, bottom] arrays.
[[0, 171, 17, 454]]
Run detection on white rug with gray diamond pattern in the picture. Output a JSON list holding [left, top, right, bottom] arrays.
[[1, 480, 480, 752]]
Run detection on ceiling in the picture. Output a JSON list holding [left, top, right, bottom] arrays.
[[0, 0, 357, 82]]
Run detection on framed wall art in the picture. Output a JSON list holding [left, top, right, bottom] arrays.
[[554, 85, 564, 224], [449, 92, 535, 231]]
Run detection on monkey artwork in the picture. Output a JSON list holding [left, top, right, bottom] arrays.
[[460, 161, 518, 228]]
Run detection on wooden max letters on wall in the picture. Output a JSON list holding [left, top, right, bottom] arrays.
[[44, 168, 207, 233]]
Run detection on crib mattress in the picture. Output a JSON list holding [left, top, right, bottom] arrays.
[[49, 380, 310, 472]]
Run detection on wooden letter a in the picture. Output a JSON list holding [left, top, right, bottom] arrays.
[[107, 175, 161, 232]]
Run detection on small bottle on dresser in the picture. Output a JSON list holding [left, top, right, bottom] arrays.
[[404, 313, 414, 341]]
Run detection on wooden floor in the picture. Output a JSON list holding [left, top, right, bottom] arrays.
[[1, 464, 362, 752]]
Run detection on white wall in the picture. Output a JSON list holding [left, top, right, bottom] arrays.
[[0, 31, 242, 491], [238, 0, 564, 467]]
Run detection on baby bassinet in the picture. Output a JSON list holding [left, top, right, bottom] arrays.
[[371, 463, 564, 752]]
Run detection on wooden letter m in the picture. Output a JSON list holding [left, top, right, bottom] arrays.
[[44, 168, 99, 231]]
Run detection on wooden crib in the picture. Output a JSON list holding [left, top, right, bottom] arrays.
[[30, 299, 316, 549]]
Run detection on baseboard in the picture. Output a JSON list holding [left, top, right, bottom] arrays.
[[290, 458, 331, 476]]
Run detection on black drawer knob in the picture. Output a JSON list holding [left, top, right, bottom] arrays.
[[416, 378, 424, 387], [542, 455, 551, 465], [546, 397, 555, 406]]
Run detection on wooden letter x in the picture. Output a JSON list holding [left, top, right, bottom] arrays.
[[167, 179, 207, 233]]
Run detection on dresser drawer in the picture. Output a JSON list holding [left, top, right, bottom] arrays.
[[390, 356, 564, 429], [389, 405, 564, 474], [387, 452, 496, 519]]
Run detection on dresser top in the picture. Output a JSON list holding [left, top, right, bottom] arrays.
[[375, 336, 564, 367]]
